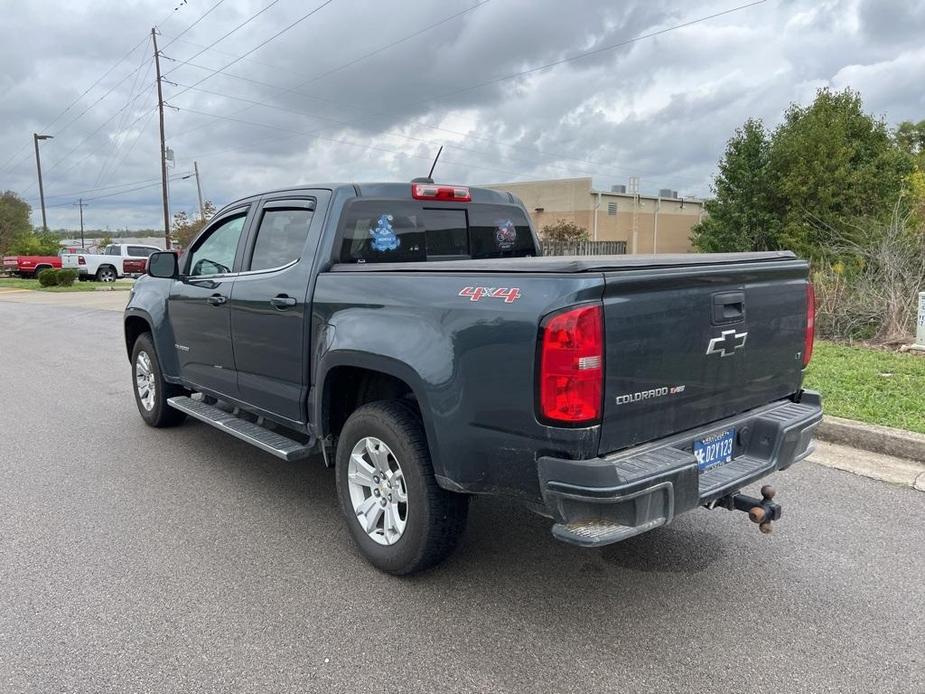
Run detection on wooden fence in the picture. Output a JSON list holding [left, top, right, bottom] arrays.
[[541, 240, 627, 256]]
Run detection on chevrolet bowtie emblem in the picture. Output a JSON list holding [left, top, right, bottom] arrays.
[[706, 329, 748, 357]]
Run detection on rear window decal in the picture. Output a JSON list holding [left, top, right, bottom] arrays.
[[369, 214, 400, 252], [494, 219, 517, 250]]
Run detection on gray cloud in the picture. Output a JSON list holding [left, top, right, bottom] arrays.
[[0, 0, 921, 230]]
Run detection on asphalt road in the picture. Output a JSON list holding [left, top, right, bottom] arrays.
[[0, 297, 922, 693]]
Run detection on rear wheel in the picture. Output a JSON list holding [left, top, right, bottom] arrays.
[[33, 266, 51, 279], [335, 401, 468, 575], [96, 266, 117, 282], [131, 332, 186, 427]]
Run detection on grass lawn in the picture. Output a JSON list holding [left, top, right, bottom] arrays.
[[803, 340, 925, 434], [0, 278, 132, 292]]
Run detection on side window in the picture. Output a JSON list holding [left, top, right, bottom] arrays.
[[187, 214, 247, 276], [468, 205, 535, 259], [249, 208, 314, 271], [339, 201, 424, 263], [105, 245, 121, 256], [128, 246, 155, 257]]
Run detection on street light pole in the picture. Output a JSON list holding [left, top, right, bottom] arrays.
[[33, 133, 53, 232]]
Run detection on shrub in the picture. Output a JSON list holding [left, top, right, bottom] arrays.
[[38, 268, 59, 286], [57, 269, 78, 286]]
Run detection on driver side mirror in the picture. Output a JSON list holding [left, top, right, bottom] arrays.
[[147, 251, 179, 279]]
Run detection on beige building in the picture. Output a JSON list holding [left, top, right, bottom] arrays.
[[482, 177, 705, 254]]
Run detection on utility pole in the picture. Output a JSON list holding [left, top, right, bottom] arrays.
[[193, 161, 205, 221], [33, 133, 54, 232], [152, 28, 170, 249], [74, 199, 87, 248]]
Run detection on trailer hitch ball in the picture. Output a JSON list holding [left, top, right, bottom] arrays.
[[714, 484, 782, 533]]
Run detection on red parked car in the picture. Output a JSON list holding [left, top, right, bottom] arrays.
[[2, 247, 87, 278]]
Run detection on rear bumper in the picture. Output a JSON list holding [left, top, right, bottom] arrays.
[[538, 391, 822, 547]]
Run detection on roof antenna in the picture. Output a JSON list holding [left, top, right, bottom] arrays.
[[412, 146, 443, 184]]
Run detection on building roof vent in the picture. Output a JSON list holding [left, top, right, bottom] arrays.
[[611, 184, 626, 194]]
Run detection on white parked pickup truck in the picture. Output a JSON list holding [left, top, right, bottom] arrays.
[[62, 243, 161, 282]]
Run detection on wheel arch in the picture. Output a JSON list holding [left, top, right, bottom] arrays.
[[124, 314, 153, 360], [315, 354, 442, 476]]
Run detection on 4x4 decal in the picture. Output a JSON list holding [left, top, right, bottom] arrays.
[[458, 286, 522, 303]]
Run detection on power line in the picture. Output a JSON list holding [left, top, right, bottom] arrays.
[[165, 0, 339, 101], [161, 1, 764, 181], [43, 174, 193, 208], [408, 0, 769, 107], [175, 106, 534, 181], [166, 58, 657, 179], [159, 0, 230, 50], [93, 37, 155, 186], [170, 81, 628, 181], [162, 0, 285, 78], [0, 33, 150, 175]]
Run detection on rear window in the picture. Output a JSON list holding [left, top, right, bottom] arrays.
[[338, 201, 535, 263]]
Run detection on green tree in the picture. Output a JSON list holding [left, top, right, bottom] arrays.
[[540, 218, 589, 243], [690, 119, 779, 252], [895, 119, 925, 171], [0, 191, 33, 255], [768, 88, 914, 258], [96, 233, 113, 250], [171, 201, 217, 249], [8, 228, 61, 255]]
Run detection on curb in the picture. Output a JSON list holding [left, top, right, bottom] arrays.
[[816, 416, 925, 464]]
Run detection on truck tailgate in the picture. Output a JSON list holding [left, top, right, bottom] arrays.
[[598, 257, 810, 456], [61, 254, 80, 270]]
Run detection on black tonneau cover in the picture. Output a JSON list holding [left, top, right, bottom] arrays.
[[330, 251, 798, 274]]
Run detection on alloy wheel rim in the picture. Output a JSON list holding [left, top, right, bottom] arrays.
[[135, 351, 156, 411], [347, 437, 408, 546], [101, 269, 115, 282]]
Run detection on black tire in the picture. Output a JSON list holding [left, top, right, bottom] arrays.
[[130, 332, 186, 427], [96, 265, 117, 282], [335, 401, 469, 575], [33, 266, 51, 279]]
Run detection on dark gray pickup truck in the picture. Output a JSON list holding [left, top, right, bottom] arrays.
[[124, 181, 821, 574]]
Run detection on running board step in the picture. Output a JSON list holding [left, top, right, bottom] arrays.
[[167, 396, 313, 462]]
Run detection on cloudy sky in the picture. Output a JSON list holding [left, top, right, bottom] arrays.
[[1, 0, 923, 231]]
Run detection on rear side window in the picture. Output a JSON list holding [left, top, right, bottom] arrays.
[[249, 208, 314, 271], [127, 246, 155, 257], [105, 245, 121, 256], [338, 201, 535, 263], [339, 202, 425, 263], [468, 205, 535, 259]]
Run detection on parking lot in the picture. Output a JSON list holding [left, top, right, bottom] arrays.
[[1, 296, 922, 693]]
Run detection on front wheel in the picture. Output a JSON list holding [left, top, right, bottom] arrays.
[[131, 333, 186, 427], [335, 401, 469, 575]]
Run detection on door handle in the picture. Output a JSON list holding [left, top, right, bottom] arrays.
[[270, 294, 297, 309], [207, 293, 227, 306]]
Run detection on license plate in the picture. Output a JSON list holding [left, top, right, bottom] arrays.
[[694, 428, 735, 472]]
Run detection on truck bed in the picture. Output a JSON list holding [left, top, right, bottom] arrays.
[[330, 251, 797, 274]]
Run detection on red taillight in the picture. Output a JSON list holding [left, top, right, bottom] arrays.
[[538, 304, 604, 425], [78, 255, 86, 265], [411, 183, 471, 202], [803, 282, 815, 368]]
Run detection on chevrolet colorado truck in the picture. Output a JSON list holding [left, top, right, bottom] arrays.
[[124, 181, 821, 574]]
